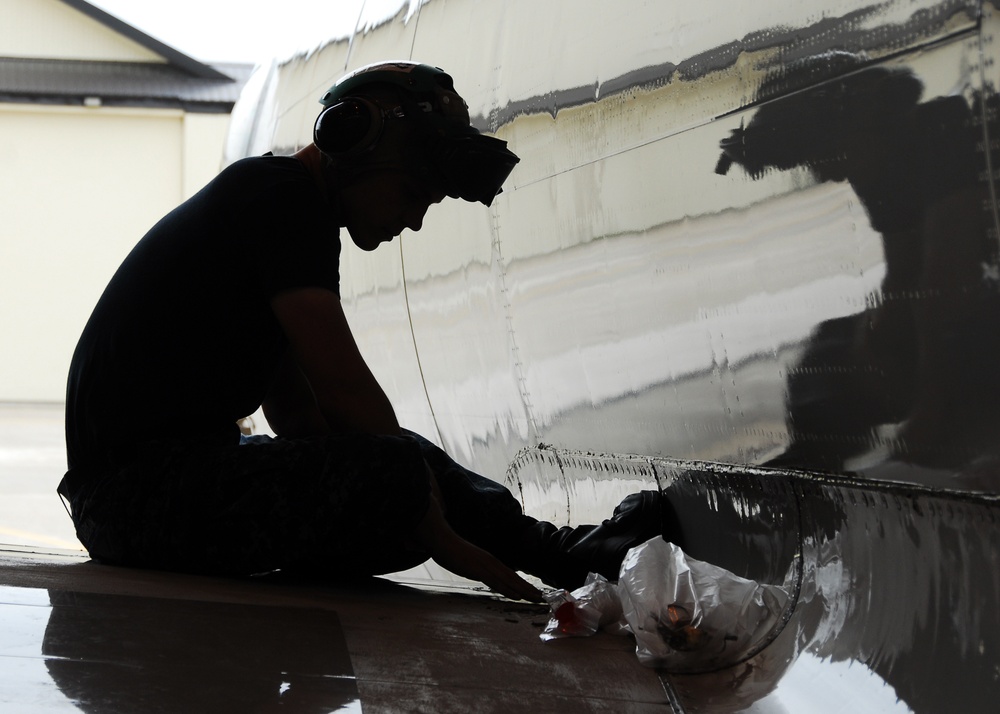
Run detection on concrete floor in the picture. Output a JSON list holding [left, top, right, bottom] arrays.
[[0, 403, 81, 550]]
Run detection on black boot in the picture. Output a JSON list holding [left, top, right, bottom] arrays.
[[510, 490, 676, 590]]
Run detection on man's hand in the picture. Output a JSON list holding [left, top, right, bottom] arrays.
[[415, 485, 544, 603]]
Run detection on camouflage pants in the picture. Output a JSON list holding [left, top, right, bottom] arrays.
[[62, 430, 531, 580]]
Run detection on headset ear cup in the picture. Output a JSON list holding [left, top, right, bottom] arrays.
[[313, 98, 384, 156]]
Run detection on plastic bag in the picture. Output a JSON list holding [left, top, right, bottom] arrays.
[[618, 538, 791, 670], [540, 573, 625, 641], [540, 537, 792, 672]]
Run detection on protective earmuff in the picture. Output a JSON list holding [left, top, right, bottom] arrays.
[[313, 97, 385, 156]]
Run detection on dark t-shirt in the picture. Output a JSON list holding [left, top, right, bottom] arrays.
[[65, 155, 340, 473]]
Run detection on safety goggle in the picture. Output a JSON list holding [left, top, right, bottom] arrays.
[[428, 132, 520, 206]]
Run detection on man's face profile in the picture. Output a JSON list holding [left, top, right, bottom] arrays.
[[339, 167, 447, 251]]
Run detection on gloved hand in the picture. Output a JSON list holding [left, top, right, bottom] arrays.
[[415, 471, 544, 603]]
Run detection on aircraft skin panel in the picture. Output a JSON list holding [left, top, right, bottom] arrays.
[[222, 1, 1000, 710], [392, 0, 997, 492], [230, 0, 996, 488], [270, 38, 355, 155], [505, 38, 987, 479]]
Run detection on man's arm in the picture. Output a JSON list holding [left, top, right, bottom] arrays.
[[260, 347, 329, 438], [416, 478, 544, 602], [268, 285, 543, 601], [269, 286, 401, 436]]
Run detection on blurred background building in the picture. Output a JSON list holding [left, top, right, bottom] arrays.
[[0, 0, 252, 401]]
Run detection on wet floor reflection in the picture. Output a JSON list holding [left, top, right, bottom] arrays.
[[0, 585, 360, 713]]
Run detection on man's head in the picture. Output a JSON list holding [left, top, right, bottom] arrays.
[[313, 61, 519, 207]]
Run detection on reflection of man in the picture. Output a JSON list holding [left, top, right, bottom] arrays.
[[60, 62, 666, 599], [43, 589, 359, 712], [718, 64, 1000, 476]]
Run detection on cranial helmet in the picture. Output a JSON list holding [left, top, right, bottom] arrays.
[[313, 61, 519, 206]]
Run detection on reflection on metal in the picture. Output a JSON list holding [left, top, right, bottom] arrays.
[[226, 0, 1000, 710], [658, 462, 999, 713]]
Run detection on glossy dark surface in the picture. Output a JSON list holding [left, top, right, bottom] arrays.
[[0, 585, 361, 712], [657, 463, 1000, 713], [0, 556, 670, 713], [224, 0, 1000, 711]]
